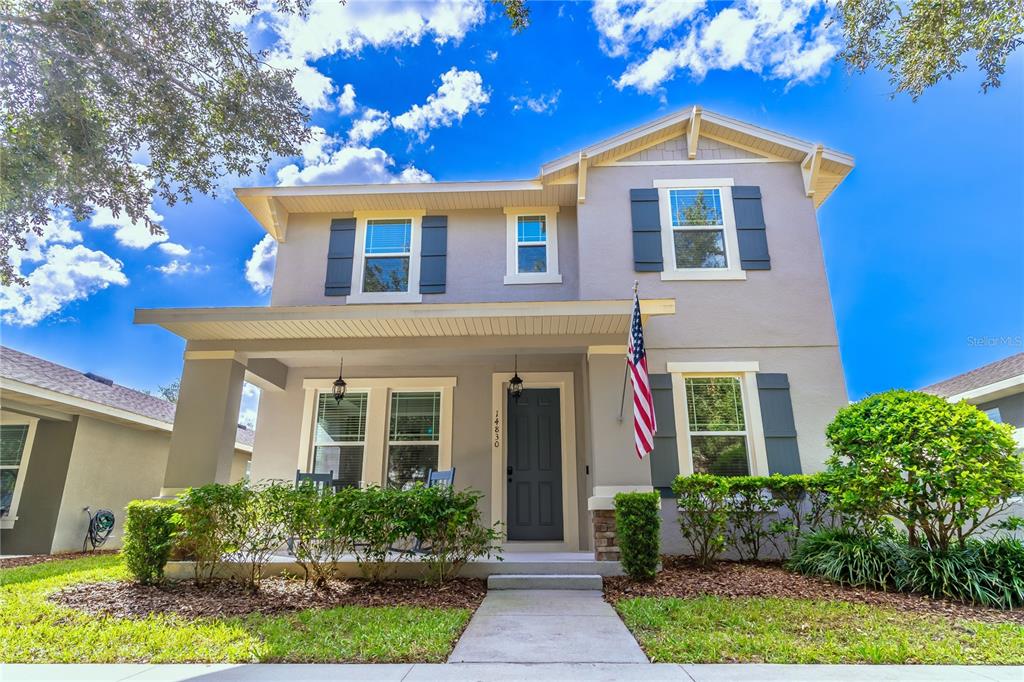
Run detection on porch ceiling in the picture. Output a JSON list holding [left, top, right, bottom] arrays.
[[134, 299, 676, 342]]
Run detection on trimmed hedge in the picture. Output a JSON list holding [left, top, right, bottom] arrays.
[[614, 491, 661, 580], [124, 482, 501, 589], [672, 473, 833, 565], [122, 499, 178, 585]]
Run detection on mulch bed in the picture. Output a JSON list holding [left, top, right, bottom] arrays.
[[51, 576, 486, 619], [604, 555, 1024, 625], [0, 550, 116, 570]]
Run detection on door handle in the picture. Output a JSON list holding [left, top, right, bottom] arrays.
[[506, 465, 513, 481]]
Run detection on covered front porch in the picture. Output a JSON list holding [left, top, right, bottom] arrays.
[[135, 299, 675, 555]]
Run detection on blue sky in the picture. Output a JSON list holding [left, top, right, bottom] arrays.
[[2, 0, 1022, 421]]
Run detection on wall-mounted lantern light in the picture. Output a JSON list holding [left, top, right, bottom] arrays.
[[507, 354, 524, 403], [332, 356, 348, 404]]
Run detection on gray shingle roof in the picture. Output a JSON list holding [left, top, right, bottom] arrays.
[[920, 352, 1024, 398], [0, 345, 254, 448]]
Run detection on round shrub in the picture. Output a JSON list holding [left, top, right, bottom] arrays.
[[123, 499, 178, 585], [825, 389, 1023, 551], [614, 491, 661, 581], [787, 528, 904, 589], [672, 474, 732, 567]]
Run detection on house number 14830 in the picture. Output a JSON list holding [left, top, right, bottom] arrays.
[[493, 410, 501, 448]]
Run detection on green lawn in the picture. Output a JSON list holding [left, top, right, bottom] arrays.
[[616, 595, 1024, 664], [0, 555, 471, 663]]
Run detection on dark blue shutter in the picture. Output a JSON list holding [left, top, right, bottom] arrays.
[[420, 215, 447, 294], [733, 186, 771, 270], [325, 218, 356, 296], [631, 188, 663, 272], [756, 373, 801, 474], [648, 374, 679, 497]]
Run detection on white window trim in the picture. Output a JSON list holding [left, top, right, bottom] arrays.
[[348, 210, 425, 304], [489, 371, 580, 551], [311, 390, 369, 487], [0, 411, 39, 530], [666, 361, 769, 477], [503, 206, 562, 285], [299, 377, 455, 487], [655, 178, 746, 281]]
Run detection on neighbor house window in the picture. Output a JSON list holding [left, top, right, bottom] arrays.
[[683, 376, 750, 476], [313, 392, 367, 488], [656, 179, 743, 281], [362, 218, 412, 293], [984, 407, 1002, 423], [386, 391, 441, 489], [504, 207, 561, 284], [0, 414, 37, 528]]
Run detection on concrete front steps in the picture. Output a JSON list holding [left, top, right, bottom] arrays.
[[488, 574, 603, 590]]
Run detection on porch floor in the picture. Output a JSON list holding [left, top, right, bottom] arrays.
[[165, 551, 623, 581]]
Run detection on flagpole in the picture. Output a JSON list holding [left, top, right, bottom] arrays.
[[617, 280, 639, 422]]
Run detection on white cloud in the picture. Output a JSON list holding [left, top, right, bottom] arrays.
[[348, 108, 391, 144], [596, 0, 839, 93], [152, 260, 209, 276], [392, 67, 490, 140], [257, 1, 486, 111], [0, 244, 128, 326], [486, 50, 498, 62], [245, 234, 277, 295], [90, 204, 167, 249], [239, 382, 261, 429], [267, 51, 338, 111], [276, 144, 433, 186], [158, 242, 190, 257], [89, 165, 170, 249], [11, 211, 82, 269], [510, 89, 562, 114], [337, 83, 357, 114], [592, 0, 706, 57]]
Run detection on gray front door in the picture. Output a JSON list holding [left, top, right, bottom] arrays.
[[507, 388, 563, 541]]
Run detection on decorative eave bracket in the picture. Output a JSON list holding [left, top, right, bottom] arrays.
[[687, 105, 703, 159], [802, 143, 824, 199], [577, 152, 589, 204], [267, 196, 289, 242]]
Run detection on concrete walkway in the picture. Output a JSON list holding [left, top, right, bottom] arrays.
[[448, 589, 648, 663], [3, 664, 1021, 681]]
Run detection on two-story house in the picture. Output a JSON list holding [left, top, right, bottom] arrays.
[[136, 106, 854, 556]]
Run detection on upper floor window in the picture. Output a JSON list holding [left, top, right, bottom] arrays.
[[656, 179, 745, 281], [363, 219, 412, 293], [350, 211, 425, 303], [504, 207, 561, 285]]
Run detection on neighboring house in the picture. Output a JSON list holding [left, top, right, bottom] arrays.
[[0, 346, 253, 554], [136, 105, 854, 556], [921, 352, 1024, 449]]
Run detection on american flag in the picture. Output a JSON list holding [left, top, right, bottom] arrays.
[[627, 292, 656, 459]]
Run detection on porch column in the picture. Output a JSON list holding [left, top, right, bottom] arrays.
[[162, 355, 246, 495], [585, 352, 655, 560]]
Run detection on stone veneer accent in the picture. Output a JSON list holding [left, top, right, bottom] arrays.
[[592, 509, 619, 561]]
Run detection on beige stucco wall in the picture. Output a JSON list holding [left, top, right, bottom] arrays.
[[50, 416, 252, 553], [50, 416, 170, 552], [0, 416, 78, 555], [270, 208, 580, 307]]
